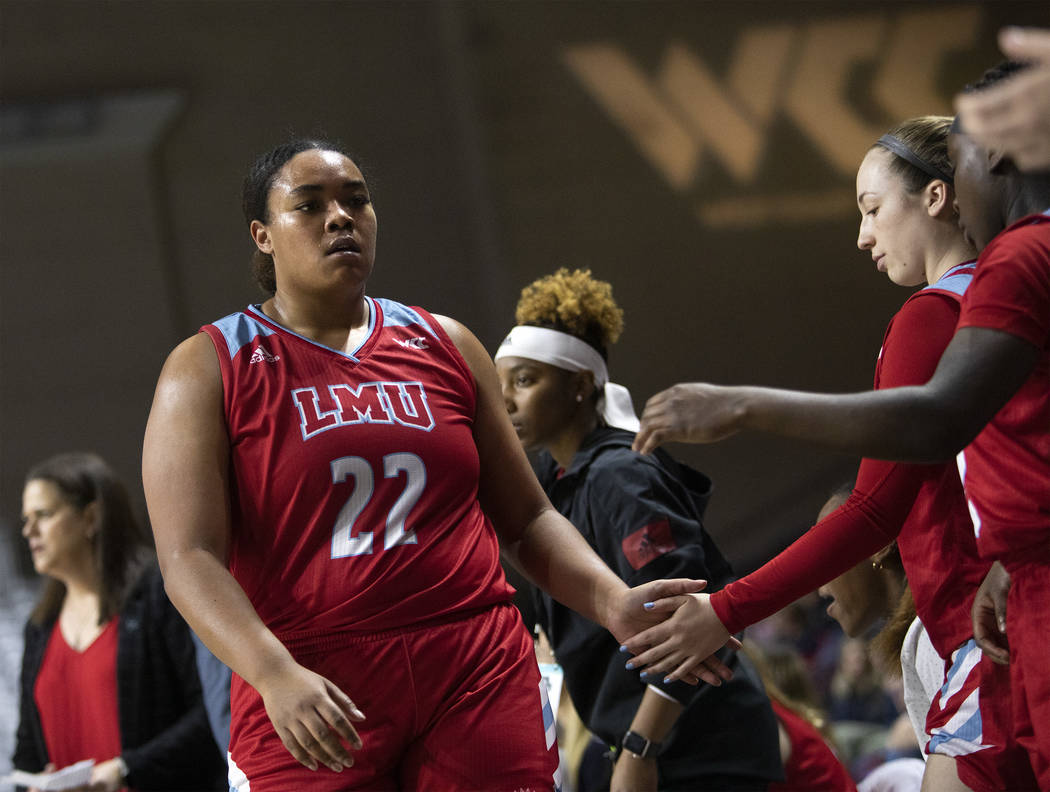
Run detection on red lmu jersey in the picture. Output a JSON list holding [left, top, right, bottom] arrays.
[[955, 213, 1050, 567], [201, 299, 514, 649]]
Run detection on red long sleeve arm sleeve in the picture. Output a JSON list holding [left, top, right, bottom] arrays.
[[711, 292, 961, 634]]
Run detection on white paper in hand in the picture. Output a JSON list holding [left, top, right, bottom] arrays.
[[3, 759, 95, 790]]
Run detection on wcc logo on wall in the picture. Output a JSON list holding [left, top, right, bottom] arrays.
[[561, 6, 979, 229]]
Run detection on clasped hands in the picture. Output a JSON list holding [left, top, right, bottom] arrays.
[[612, 579, 737, 687]]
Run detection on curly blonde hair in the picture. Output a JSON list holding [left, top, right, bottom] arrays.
[[514, 268, 624, 357]]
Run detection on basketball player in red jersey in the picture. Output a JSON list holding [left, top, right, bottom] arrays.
[[626, 63, 1050, 788], [620, 116, 1036, 792], [142, 140, 728, 792]]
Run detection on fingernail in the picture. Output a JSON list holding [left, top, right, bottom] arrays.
[[663, 676, 672, 683], [330, 763, 343, 773], [643, 602, 654, 610], [639, 671, 649, 679], [625, 661, 634, 670], [619, 645, 629, 653], [352, 706, 365, 719]]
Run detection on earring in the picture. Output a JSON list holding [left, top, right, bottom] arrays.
[[575, 394, 583, 403]]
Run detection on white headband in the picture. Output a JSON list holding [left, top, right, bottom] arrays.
[[495, 325, 640, 433]]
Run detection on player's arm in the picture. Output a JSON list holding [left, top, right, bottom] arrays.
[[143, 334, 362, 773], [436, 316, 733, 685], [633, 327, 1037, 462]]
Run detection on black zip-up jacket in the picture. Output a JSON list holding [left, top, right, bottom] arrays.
[[14, 564, 227, 790], [533, 426, 782, 789]]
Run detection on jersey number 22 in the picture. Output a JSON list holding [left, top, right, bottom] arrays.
[[330, 453, 423, 557]]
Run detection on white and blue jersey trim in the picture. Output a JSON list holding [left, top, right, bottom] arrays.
[[922, 260, 976, 299], [210, 298, 439, 362], [242, 302, 377, 362], [373, 297, 439, 338], [210, 310, 279, 362]]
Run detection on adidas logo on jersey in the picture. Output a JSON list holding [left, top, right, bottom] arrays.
[[249, 346, 280, 364], [396, 336, 429, 350]]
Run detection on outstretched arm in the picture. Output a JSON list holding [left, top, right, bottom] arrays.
[[633, 327, 1037, 461], [143, 334, 362, 775]]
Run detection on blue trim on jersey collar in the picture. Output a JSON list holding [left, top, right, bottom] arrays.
[[244, 299, 378, 362], [211, 311, 278, 361], [371, 298, 438, 337], [922, 260, 976, 298]]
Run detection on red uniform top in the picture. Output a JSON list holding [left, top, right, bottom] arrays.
[[768, 700, 857, 792], [35, 619, 122, 772], [954, 212, 1050, 568], [201, 298, 514, 650], [712, 263, 990, 658]]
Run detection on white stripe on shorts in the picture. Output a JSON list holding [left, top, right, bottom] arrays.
[[928, 640, 992, 757], [937, 640, 980, 709]]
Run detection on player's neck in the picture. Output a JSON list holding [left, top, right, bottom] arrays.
[[1004, 179, 1050, 227], [925, 238, 977, 284], [548, 413, 600, 470], [264, 290, 370, 352]]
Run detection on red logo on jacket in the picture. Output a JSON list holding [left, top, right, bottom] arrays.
[[621, 519, 677, 570]]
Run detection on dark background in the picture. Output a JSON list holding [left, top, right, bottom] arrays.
[[2, 0, 1047, 577]]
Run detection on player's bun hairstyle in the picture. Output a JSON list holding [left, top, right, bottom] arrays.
[[514, 268, 624, 361], [242, 137, 359, 295], [25, 452, 150, 626], [873, 116, 954, 194]]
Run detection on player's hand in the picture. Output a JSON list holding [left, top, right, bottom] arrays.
[[620, 592, 739, 686], [257, 661, 365, 773], [955, 27, 1050, 172], [972, 561, 1011, 665], [633, 383, 744, 455], [611, 750, 658, 792], [605, 579, 734, 685], [605, 578, 706, 643]]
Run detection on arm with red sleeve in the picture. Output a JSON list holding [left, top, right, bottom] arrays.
[[622, 293, 961, 677], [710, 293, 959, 632]]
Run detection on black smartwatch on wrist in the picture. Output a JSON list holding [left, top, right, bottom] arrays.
[[621, 730, 661, 759]]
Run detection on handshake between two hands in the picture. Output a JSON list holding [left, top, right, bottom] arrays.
[[613, 578, 737, 688]]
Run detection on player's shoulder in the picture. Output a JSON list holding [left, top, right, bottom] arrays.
[[154, 332, 222, 403]]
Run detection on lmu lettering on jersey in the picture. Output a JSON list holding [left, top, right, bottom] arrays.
[[293, 381, 436, 440]]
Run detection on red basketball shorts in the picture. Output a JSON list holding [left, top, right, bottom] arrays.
[[228, 603, 561, 791], [1005, 561, 1050, 790]]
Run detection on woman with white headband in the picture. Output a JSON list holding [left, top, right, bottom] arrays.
[[495, 268, 782, 792]]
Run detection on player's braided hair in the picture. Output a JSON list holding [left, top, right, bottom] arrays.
[[514, 268, 624, 360], [875, 116, 954, 194]]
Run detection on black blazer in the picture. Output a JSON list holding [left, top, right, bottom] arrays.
[[14, 563, 226, 790]]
